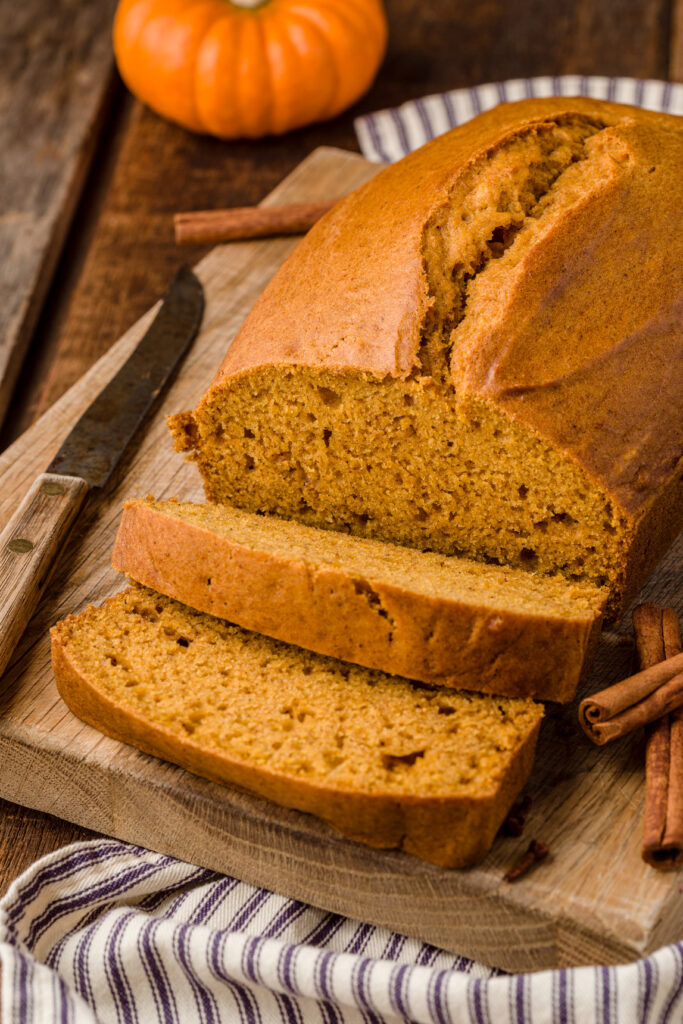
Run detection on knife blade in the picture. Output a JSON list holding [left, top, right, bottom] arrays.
[[0, 266, 204, 677]]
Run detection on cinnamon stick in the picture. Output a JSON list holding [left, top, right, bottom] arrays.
[[578, 651, 683, 744], [634, 603, 683, 870], [174, 200, 337, 245]]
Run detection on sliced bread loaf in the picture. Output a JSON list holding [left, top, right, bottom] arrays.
[[51, 585, 543, 868], [170, 98, 683, 619], [113, 497, 605, 701]]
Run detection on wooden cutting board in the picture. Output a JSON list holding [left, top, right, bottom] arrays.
[[0, 146, 680, 974]]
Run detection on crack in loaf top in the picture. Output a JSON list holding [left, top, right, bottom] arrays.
[[212, 96, 681, 387], [207, 97, 683, 514]]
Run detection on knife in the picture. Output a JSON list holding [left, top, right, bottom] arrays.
[[0, 265, 204, 677]]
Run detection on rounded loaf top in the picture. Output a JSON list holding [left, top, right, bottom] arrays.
[[210, 96, 683, 516]]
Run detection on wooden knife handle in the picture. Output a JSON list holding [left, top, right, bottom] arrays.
[[0, 473, 88, 677]]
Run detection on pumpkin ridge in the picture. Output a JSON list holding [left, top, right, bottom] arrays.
[[315, 0, 384, 43], [191, 10, 227, 135], [283, 5, 346, 119], [200, 12, 245, 137], [258, 12, 280, 135], [315, 0, 386, 111], [338, 0, 387, 39], [285, 1, 372, 116], [278, 9, 339, 123], [242, 13, 272, 137], [184, 3, 221, 129]]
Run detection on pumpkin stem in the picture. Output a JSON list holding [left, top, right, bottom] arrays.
[[229, 0, 269, 8]]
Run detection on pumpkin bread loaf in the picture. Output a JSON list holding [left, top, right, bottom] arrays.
[[113, 497, 605, 701], [51, 586, 544, 868], [170, 97, 683, 619]]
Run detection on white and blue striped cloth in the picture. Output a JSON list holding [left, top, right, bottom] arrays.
[[354, 75, 683, 163], [1, 839, 682, 1024], [2, 78, 682, 1023]]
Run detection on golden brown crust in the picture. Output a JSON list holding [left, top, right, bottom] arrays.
[[613, 466, 683, 613], [51, 607, 541, 869], [454, 116, 683, 518], [191, 97, 682, 567], [112, 499, 603, 702]]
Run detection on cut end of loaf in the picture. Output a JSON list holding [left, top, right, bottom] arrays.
[[129, 496, 606, 615], [177, 368, 629, 615], [114, 497, 605, 701], [51, 586, 543, 868]]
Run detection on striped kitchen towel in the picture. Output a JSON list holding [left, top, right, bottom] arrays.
[[1, 839, 682, 1024], [354, 75, 683, 162]]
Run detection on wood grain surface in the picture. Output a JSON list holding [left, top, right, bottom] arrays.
[[0, 0, 118, 431], [0, 147, 681, 973], [673, 0, 683, 79]]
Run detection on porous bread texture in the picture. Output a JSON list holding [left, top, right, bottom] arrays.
[[170, 98, 683, 619], [51, 586, 543, 868], [113, 497, 605, 701]]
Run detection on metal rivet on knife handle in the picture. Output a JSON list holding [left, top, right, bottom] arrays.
[[40, 481, 66, 496], [6, 539, 35, 554]]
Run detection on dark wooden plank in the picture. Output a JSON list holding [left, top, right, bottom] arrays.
[[0, 797, 98, 893], [0, 0, 118, 432], [672, 0, 683, 79], [374, 0, 671, 92], [0, 0, 675, 910]]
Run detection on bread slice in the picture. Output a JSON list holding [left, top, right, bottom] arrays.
[[51, 585, 543, 868], [170, 98, 683, 619], [113, 497, 605, 702]]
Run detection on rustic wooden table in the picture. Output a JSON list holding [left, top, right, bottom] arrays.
[[0, 0, 681, 906]]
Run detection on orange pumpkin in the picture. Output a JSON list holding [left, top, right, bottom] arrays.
[[113, 0, 388, 138]]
